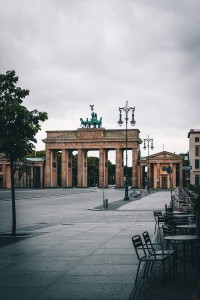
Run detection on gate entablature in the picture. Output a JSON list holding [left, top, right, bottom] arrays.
[[44, 128, 142, 150]]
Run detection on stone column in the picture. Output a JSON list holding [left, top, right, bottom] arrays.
[[23, 171, 26, 188], [45, 150, 51, 187], [3, 163, 6, 188], [77, 149, 88, 187], [67, 151, 73, 187], [104, 150, 108, 187], [157, 163, 160, 188], [115, 149, 124, 188], [27, 169, 31, 187], [30, 167, 34, 188], [61, 150, 66, 187], [167, 174, 170, 189], [132, 148, 138, 188], [51, 150, 57, 187], [99, 149, 104, 188], [137, 165, 141, 188], [40, 165, 44, 188], [61, 149, 67, 187], [82, 150, 87, 187], [99, 149, 108, 188], [77, 149, 83, 187], [149, 162, 151, 189]]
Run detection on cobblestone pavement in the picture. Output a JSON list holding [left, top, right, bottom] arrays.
[[0, 188, 160, 234]]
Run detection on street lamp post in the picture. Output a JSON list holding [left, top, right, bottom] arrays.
[[143, 135, 154, 193], [118, 101, 136, 200]]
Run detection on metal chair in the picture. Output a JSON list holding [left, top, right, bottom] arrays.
[[153, 210, 163, 233], [142, 231, 177, 275], [162, 225, 175, 248], [132, 235, 171, 285]]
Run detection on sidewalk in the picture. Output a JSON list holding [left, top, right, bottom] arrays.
[[0, 191, 199, 299]]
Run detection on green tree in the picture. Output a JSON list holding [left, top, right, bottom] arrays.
[[88, 157, 99, 187], [72, 154, 78, 187], [0, 70, 48, 236], [108, 161, 115, 185], [27, 150, 46, 158]]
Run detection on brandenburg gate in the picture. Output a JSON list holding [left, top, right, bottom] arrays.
[[43, 106, 142, 188]]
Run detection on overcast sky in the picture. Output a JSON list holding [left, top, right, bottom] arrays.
[[0, 0, 200, 161]]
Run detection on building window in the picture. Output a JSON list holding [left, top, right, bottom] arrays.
[[195, 137, 199, 142], [195, 159, 200, 169], [195, 146, 200, 157], [0, 165, 2, 172], [195, 175, 200, 185]]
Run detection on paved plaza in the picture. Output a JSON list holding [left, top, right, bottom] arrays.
[[0, 189, 198, 299], [0, 188, 165, 233]]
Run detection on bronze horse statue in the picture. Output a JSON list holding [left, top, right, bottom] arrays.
[[80, 106, 102, 128]]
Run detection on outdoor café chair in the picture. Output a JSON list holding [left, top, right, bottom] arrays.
[[132, 235, 171, 285], [142, 231, 177, 274], [153, 210, 171, 231], [162, 225, 175, 248], [153, 210, 163, 233], [158, 214, 172, 228]]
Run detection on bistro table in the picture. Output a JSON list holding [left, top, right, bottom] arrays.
[[176, 224, 196, 234], [164, 235, 200, 279], [172, 214, 195, 223], [172, 211, 192, 215], [172, 214, 195, 218], [170, 214, 195, 227]]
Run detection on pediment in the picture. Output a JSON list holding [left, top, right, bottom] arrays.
[[148, 151, 182, 161]]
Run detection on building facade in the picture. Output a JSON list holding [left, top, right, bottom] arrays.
[[188, 129, 200, 185], [0, 155, 45, 188], [138, 151, 183, 189]]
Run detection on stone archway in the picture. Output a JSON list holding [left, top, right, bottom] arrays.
[[43, 128, 142, 188]]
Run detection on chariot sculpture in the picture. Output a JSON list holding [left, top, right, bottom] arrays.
[[80, 105, 102, 128]]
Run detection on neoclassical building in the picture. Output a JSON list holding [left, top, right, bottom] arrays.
[[0, 155, 45, 188], [188, 129, 200, 185], [139, 151, 183, 189], [43, 127, 142, 188]]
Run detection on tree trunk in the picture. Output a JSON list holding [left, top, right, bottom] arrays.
[[10, 161, 16, 236]]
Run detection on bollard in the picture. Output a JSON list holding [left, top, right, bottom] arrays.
[[103, 199, 108, 209]]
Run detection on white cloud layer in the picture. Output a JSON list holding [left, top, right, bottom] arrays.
[[0, 0, 200, 160]]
